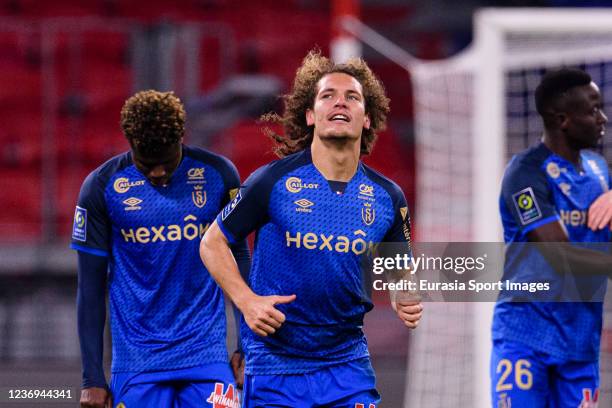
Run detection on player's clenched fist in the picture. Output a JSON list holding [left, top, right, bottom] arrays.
[[80, 387, 112, 408], [393, 300, 423, 329], [240, 294, 296, 337]]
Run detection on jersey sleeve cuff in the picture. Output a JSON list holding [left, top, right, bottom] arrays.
[[82, 377, 109, 390], [521, 215, 560, 235], [70, 243, 109, 258], [216, 214, 237, 244]]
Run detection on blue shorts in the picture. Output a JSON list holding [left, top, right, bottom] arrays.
[[110, 362, 239, 408], [242, 357, 380, 408], [490, 339, 600, 408]]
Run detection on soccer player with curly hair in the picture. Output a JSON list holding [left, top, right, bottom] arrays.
[[201, 50, 422, 407], [72, 90, 249, 408]]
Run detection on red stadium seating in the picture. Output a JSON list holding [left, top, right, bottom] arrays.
[[0, 2, 416, 243], [8, 0, 105, 17], [209, 119, 278, 180], [0, 167, 42, 241]]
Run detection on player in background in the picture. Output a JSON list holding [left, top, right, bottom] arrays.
[[72, 90, 249, 408], [493, 68, 612, 407], [200, 50, 422, 407]]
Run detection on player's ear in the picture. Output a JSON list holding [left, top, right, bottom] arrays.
[[557, 112, 570, 130], [363, 113, 371, 130], [306, 108, 315, 126]]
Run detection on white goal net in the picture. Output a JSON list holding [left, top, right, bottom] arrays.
[[409, 9, 612, 407], [343, 8, 612, 407]]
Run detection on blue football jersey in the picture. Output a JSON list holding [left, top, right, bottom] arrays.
[[494, 143, 610, 361], [71, 145, 241, 372], [217, 148, 411, 375]]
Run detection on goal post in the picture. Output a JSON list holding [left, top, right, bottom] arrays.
[[412, 8, 612, 407], [343, 7, 612, 407]]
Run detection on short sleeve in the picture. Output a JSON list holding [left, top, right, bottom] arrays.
[[383, 189, 412, 245], [216, 165, 273, 244], [500, 160, 559, 234], [216, 157, 242, 209], [70, 171, 111, 257]]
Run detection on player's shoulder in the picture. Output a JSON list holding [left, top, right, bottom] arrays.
[[183, 144, 238, 179], [77, 151, 131, 203], [501, 144, 554, 199], [84, 151, 132, 188], [508, 143, 551, 169], [246, 148, 312, 186], [361, 163, 406, 203], [504, 143, 551, 180]]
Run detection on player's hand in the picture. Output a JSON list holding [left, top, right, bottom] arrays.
[[240, 293, 296, 337], [80, 387, 112, 408], [393, 300, 423, 329], [588, 190, 612, 231], [230, 350, 245, 389]]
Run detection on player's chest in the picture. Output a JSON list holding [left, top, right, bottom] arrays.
[[268, 177, 394, 242], [105, 180, 223, 229], [546, 162, 606, 209], [545, 160, 609, 234]]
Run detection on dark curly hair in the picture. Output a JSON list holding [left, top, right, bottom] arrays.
[[120, 90, 185, 156], [262, 49, 390, 157], [535, 68, 592, 130]]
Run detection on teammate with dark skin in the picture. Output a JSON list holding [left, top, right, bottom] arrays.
[[80, 143, 182, 408], [78, 91, 248, 407], [528, 78, 612, 275]]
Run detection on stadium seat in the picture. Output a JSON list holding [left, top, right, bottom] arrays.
[[210, 120, 277, 179], [11, 0, 105, 17], [0, 167, 42, 241], [0, 112, 42, 168]]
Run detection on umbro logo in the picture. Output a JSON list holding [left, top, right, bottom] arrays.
[[294, 198, 314, 213], [295, 199, 314, 208], [123, 197, 143, 211]]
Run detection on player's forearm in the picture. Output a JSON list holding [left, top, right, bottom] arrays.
[[527, 223, 612, 277], [76, 253, 108, 388], [536, 242, 612, 277], [201, 222, 256, 312], [230, 239, 251, 281], [78, 310, 106, 388], [202, 245, 255, 311]]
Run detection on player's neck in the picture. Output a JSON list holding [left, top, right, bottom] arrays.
[[310, 137, 360, 182], [543, 133, 581, 166]]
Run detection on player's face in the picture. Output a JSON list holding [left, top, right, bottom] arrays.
[[563, 82, 607, 149], [306, 72, 371, 143], [130, 141, 182, 187]]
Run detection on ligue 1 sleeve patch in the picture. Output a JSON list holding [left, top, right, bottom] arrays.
[[221, 190, 242, 220], [72, 206, 87, 241], [512, 187, 542, 225]]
